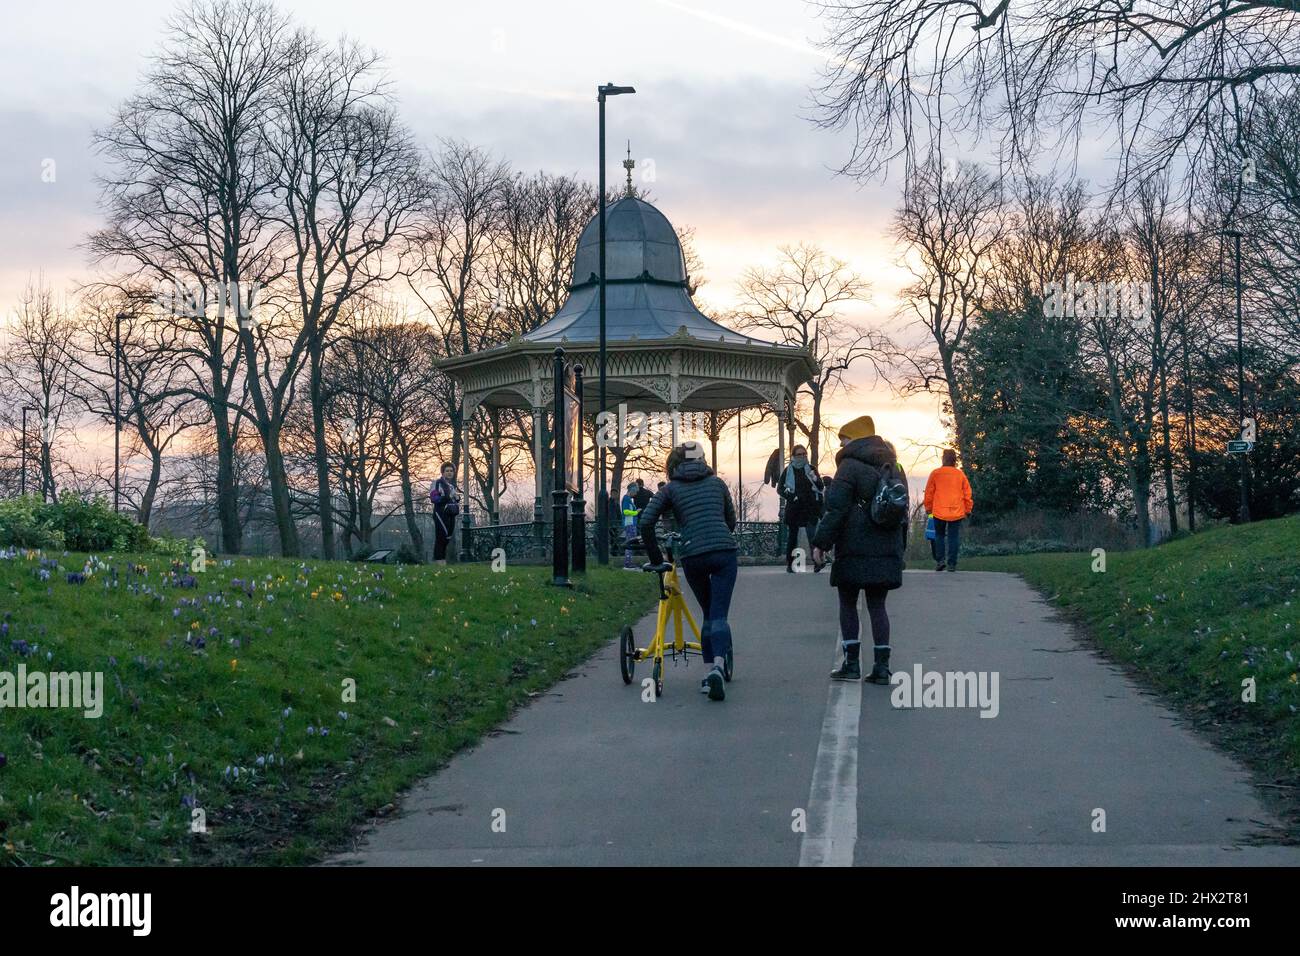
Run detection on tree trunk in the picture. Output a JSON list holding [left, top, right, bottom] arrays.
[[209, 364, 243, 554], [1158, 359, 1178, 537], [397, 460, 424, 557], [941, 346, 973, 467], [262, 430, 300, 556], [1130, 455, 1153, 547], [358, 461, 374, 550], [40, 444, 55, 501], [809, 386, 824, 468], [138, 447, 162, 530], [1182, 330, 1197, 533], [609, 446, 629, 532], [309, 347, 336, 560], [238, 328, 299, 557]]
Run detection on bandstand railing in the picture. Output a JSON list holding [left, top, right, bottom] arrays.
[[462, 519, 785, 564]]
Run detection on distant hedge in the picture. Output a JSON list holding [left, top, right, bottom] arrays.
[[0, 493, 151, 552]]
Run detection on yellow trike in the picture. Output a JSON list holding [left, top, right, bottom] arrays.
[[618, 532, 734, 697]]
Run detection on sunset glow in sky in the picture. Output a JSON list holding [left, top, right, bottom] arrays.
[[0, 0, 957, 511]]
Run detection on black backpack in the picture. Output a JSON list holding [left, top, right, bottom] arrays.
[[868, 462, 909, 529]]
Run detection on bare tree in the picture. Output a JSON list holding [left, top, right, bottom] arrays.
[[1, 281, 81, 500], [344, 304, 446, 555], [492, 170, 595, 513], [812, 0, 1300, 187], [892, 159, 1005, 463], [734, 243, 884, 465], [89, 0, 292, 553], [67, 290, 203, 527], [408, 141, 509, 486], [266, 32, 428, 559]]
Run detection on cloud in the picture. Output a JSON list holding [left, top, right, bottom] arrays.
[[0, 109, 103, 304]]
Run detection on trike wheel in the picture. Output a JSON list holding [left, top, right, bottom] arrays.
[[723, 648, 734, 682], [652, 658, 664, 698], [619, 626, 636, 685]]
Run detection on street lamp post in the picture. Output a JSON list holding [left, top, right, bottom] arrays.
[[1223, 226, 1251, 523], [596, 81, 635, 566], [571, 363, 586, 574]]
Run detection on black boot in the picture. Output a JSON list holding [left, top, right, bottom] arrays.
[[866, 644, 891, 684], [830, 643, 861, 681]]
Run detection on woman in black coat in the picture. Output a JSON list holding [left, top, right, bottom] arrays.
[[811, 416, 906, 683]]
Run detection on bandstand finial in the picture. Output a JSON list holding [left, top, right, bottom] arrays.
[[623, 141, 635, 197]]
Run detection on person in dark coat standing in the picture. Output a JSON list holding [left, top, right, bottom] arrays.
[[811, 415, 907, 683], [778, 444, 825, 573], [632, 478, 653, 514], [639, 440, 738, 702]]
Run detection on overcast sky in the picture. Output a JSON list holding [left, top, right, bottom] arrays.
[[0, 0, 1057, 484]]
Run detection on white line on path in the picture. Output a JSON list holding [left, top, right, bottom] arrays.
[[798, 593, 863, 867]]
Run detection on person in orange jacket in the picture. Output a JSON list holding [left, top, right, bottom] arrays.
[[923, 449, 973, 572]]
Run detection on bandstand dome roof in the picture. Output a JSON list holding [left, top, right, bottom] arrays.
[[571, 196, 686, 286], [440, 191, 814, 416], [523, 195, 752, 346]]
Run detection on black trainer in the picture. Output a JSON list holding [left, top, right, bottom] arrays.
[[705, 665, 726, 701], [935, 562, 946, 571]]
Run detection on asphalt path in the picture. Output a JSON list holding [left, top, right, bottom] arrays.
[[330, 566, 1300, 866]]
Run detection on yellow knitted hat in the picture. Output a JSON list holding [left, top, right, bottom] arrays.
[[838, 415, 876, 442]]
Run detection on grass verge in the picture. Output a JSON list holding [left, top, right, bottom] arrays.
[[0, 552, 655, 865]]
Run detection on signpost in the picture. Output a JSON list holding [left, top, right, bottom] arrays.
[[1226, 440, 1253, 454], [570, 364, 586, 574]]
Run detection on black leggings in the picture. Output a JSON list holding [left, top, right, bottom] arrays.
[[836, 584, 889, 651], [784, 519, 818, 567], [434, 512, 455, 561]]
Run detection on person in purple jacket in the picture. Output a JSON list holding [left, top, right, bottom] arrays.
[[430, 463, 460, 565]]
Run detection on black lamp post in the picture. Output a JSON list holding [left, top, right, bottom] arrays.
[[596, 81, 635, 566], [1222, 225, 1251, 524], [571, 363, 586, 574]]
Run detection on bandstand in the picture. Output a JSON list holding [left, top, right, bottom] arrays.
[[439, 187, 815, 562]]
